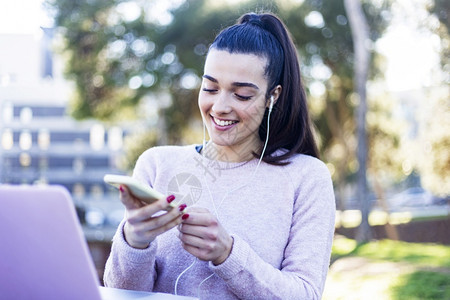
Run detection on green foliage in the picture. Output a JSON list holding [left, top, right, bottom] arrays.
[[427, 0, 450, 76], [48, 0, 394, 184], [119, 129, 158, 171], [367, 88, 408, 184], [390, 271, 450, 300], [417, 92, 450, 195], [282, 0, 392, 191], [331, 236, 358, 258]]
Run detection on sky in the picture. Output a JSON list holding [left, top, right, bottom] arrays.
[[0, 0, 53, 36], [0, 0, 441, 92], [377, 25, 439, 91], [376, 0, 442, 91]]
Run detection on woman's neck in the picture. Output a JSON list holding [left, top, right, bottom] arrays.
[[202, 141, 262, 163]]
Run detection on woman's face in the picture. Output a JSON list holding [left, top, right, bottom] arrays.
[[198, 49, 270, 159]]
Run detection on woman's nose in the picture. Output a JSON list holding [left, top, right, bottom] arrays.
[[211, 92, 232, 114]]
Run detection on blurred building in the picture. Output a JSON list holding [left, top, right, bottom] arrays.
[[0, 29, 126, 240]]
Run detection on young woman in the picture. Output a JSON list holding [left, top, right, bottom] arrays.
[[104, 12, 335, 299]]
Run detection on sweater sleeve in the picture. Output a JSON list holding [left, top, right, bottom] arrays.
[[209, 161, 336, 300], [103, 220, 158, 291], [103, 148, 160, 291]]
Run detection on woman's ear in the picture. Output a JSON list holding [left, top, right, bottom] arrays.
[[267, 85, 282, 109]]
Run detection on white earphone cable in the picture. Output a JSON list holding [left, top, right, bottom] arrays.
[[174, 97, 273, 297], [174, 258, 197, 295]]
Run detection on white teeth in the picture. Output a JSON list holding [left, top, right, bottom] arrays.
[[214, 117, 236, 127]]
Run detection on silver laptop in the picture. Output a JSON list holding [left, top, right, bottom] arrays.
[[0, 184, 197, 300]]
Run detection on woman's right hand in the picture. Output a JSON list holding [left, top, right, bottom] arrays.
[[119, 185, 186, 249]]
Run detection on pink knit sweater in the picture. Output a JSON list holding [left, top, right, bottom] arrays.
[[104, 145, 335, 299]]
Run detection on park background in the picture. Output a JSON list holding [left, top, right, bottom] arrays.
[[0, 0, 449, 299]]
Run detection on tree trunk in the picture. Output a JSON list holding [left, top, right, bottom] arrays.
[[373, 176, 400, 240], [344, 0, 371, 242]]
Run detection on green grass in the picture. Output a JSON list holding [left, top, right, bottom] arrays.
[[330, 237, 450, 300], [332, 238, 450, 268], [331, 236, 358, 257], [390, 271, 450, 300]]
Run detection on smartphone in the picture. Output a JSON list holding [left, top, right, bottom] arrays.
[[104, 174, 175, 209]]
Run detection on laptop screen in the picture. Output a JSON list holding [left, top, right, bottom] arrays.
[[0, 185, 102, 300]]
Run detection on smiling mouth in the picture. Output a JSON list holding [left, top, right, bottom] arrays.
[[212, 116, 238, 127]]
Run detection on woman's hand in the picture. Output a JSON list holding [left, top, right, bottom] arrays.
[[177, 207, 233, 265], [119, 185, 186, 249]]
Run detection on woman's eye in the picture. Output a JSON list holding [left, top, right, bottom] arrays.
[[202, 88, 217, 93], [235, 93, 252, 101]]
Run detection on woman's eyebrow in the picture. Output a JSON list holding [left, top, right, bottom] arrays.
[[202, 74, 259, 90], [202, 74, 218, 83]]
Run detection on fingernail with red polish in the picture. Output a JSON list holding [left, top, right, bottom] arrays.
[[179, 204, 187, 212], [182, 214, 189, 220], [166, 195, 175, 203], [119, 185, 124, 193]]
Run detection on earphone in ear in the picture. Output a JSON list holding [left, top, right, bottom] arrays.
[[269, 95, 274, 113]]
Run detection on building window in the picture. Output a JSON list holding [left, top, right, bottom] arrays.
[[1, 129, 13, 150], [38, 129, 50, 150], [108, 126, 123, 151], [90, 124, 105, 150], [72, 157, 85, 175], [19, 130, 32, 150], [90, 184, 104, 199], [73, 183, 86, 199], [41, 28, 54, 79], [20, 107, 33, 124], [2, 102, 13, 124], [19, 152, 32, 168], [39, 157, 49, 171]]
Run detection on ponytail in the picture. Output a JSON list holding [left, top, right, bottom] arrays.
[[210, 13, 319, 164]]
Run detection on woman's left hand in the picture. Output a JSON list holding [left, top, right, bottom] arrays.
[[177, 207, 233, 265]]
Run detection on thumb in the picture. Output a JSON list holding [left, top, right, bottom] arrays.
[[119, 185, 144, 210]]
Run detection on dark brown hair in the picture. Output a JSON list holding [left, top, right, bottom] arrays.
[[210, 13, 319, 164]]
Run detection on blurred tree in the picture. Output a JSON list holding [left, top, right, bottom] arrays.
[[419, 0, 450, 196], [366, 87, 408, 189], [46, 0, 277, 141], [119, 129, 158, 171], [427, 0, 449, 78], [378, 0, 450, 197], [417, 92, 450, 196], [281, 0, 391, 208], [48, 0, 395, 197], [47, 0, 283, 168], [344, 0, 371, 242]]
